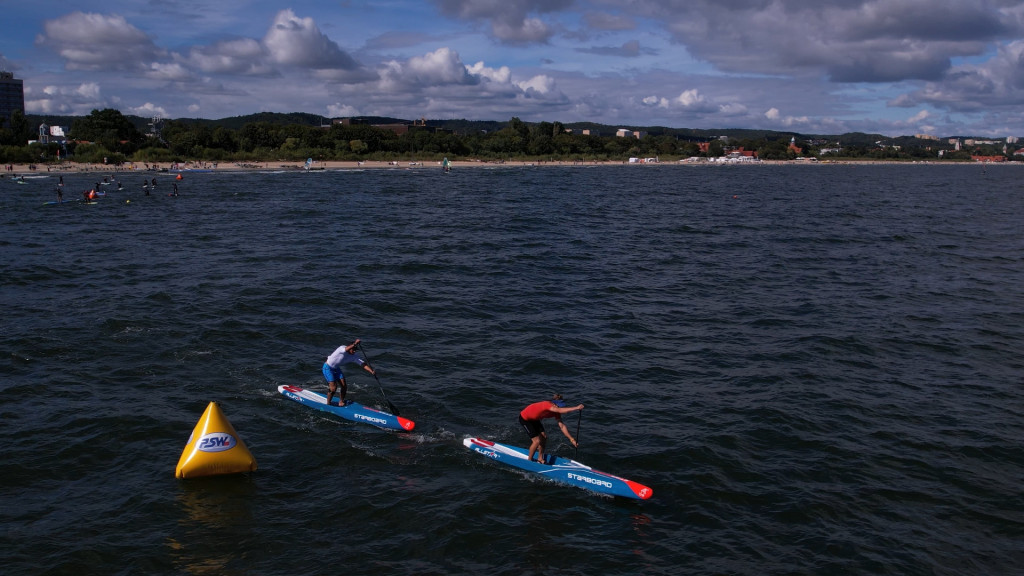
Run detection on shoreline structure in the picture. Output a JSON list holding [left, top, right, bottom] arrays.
[[1, 158, 1015, 175]]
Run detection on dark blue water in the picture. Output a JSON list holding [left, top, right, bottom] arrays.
[[2, 164, 1022, 575]]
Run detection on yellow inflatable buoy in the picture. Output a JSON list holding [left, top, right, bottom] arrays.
[[175, 401, 257, 479]]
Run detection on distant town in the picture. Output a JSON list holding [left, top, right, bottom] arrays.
[[1, 71, 1020, 166]]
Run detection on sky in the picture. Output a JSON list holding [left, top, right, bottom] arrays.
[[2, 1, 1024, 137]]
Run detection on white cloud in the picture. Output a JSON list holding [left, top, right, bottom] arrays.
[[25, 82, 105, 115], [327, 103, 360, 117], [182, 38, 271, 76], [675, 89, 705, 107], [146, 62, 192, 82], [907, 109, 930, 123], [38, 12, 162, 71], [128, 102, 168, 117], [467, 61, 512, 84], [492, 17, 552, 44], [407, 47, 473, 84], [516, 74, 555, 94], [263, 9, 359, 70], [13, 2, 1024, 135], [435, 0, 570, 44]]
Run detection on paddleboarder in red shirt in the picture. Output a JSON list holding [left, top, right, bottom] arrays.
[[519, 394, 584, 464]]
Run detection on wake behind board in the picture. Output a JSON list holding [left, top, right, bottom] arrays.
[[278, 385, 414, 432], [463, 437, 653, 500]]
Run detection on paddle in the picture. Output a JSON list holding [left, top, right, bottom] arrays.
[[575, 408, 582, 459], [357, 343, 400, 416]]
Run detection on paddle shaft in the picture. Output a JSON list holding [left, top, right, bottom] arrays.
[[357, 343, 400, 416], [575, 409, 582, 458]]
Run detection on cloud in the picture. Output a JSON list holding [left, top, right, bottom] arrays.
[[180, 38, 274, 76], [583, 12, 636, 31], [327, 103, 361, 117], [364, 31, 439, 51], [635, 0, 1023, 83], [893, 39, 1024, 113], [263, 9, 360, 70], [14, 3, 1024, 135], [0, 54, 16, 72], [378, 47, 476, 92], [516, 74, 555, 94], [146, 62, 193, 82], [434, 0, 572, 44], [676, 89, 705, 108], [764, 107, 811, 127], [578, 40, 653, 58], [25, 82, 106, 115], [127, 102, 168, 117], [907, 109, 930, 123], [467, 61, 512, 83], [407, 47, 475, 84], [37, 12, 164, 71]]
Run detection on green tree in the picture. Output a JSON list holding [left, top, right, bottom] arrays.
[[71, 109, 143, 144]]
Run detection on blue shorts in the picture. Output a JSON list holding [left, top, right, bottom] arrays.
[[322, 363, 344, 383]]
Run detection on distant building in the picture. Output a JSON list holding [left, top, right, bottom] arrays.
[[615, 128, 646, 139], [0, 71, 25, 129], [335, 116, 450, 136], [788, 136, 802, 154], [37, 123, 69, 144]]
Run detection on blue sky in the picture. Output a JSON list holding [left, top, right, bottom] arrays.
[[2, 1, 1024, 137]]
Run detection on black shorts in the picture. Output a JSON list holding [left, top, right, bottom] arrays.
[[519, 415, 544, 439]]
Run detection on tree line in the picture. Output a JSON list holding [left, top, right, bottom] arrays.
[[0, 108, 1009, 165]]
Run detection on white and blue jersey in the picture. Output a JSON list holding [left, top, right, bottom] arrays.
[[322, 345, 366, 382]]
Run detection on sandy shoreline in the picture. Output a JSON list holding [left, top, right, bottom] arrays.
[[3, 159, 614, 175], [0, 158, 1007, 175]]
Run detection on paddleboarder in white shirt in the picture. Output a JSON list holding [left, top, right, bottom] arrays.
[[323, 339, 375, 406]]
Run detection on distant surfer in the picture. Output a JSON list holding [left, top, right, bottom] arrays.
[[322, 339, 376, 406], [519, 394, 584, 464], [143, 180, 150, 195], [171, 182, 179, 196], [56, 186, 63, 203]]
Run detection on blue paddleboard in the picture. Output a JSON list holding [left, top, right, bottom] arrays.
[[463, 437, 653, 500], [278, 385, 414, 432]]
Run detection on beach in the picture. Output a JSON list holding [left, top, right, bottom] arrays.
[[2, 156, 1012, 180], [2, 159, 622, 175]]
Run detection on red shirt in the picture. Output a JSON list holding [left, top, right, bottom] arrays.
[[520, 401, 559, 421]]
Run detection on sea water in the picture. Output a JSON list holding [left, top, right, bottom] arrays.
[[1, 164, 1021, 575]]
